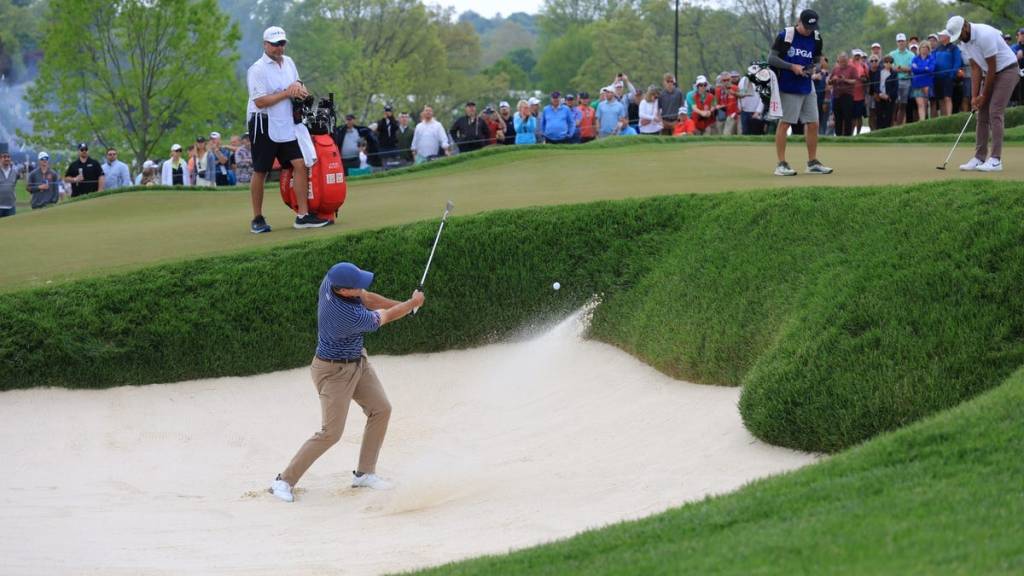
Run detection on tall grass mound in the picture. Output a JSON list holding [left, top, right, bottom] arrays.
[[590, 180, 1024, 452], [410, 367, 1024, 575], [863, 106, 1024, 138], [2, 180, 1024, 455]]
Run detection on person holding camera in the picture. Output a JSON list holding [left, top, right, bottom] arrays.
[[245, 26, 329, 233]]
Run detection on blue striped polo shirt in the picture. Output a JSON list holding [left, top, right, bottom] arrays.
[[316, 276, 381, 360]]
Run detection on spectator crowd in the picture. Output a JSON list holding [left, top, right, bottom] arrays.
[[2, 23, 1022, 217]]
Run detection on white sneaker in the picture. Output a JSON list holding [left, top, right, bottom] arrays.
[[269, 476, 294, 502], [976, 158, 1003, 172], [774, 161, 797, 176], [351, 472, 394, 490], [959, 157, 984, 171]]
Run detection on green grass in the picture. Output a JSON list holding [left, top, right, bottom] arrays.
[[863, 106, 1024, 138], [590, 180, 1024, 452], [407, 367, 1024, 575], [3, 142, 1022, 293]]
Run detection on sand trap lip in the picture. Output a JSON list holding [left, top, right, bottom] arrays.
[[0, 312, 817, 575]]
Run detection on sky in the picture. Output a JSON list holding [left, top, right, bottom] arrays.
[[435, 0, 544, 18]]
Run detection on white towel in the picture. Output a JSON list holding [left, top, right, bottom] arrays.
[[294, 123, 317, 167], [766, 70, 784, 121]]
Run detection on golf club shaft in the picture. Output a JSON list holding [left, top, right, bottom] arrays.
[[413, 202, 453, 315], [942, 112, 974, 167]]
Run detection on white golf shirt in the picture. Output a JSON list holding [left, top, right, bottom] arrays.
[[959, 23, 1018, 74], [411, 119, 450, 159], [246, 53, 300, 143]]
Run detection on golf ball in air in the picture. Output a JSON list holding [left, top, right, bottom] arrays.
[[553, 282, 561, 290]]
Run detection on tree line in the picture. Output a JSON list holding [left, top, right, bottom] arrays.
[[5, 0, 1021, 168]]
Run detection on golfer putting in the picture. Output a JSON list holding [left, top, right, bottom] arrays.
[[270, 262, 425, 502]]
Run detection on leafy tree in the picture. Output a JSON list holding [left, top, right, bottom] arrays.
[[24, 0, 242, 168], [960, 0, 1024, 27], [0, 0, 45, 83], [481, 20, 537, 67], [483, 57, 530, 89], [736, 0, 807, 46], [535, 26, 594, 91], [507, 47, 538, 80]]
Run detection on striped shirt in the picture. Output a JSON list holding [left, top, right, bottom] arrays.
[[315, 277, 381, 360]]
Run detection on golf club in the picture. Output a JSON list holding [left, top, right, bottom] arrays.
[[413, 200, 454, 315], [936, 111, 974, 170]]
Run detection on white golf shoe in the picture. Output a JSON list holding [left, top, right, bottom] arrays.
[[976, 158, 1003, 172], [351, 472, 394, 490], [269, 476, 294, 502], [959, 157, 984, 171]]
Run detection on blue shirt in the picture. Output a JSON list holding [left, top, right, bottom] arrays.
[[513, 115, 537, 145], [541, 104, 574, 141], [570, 106, 583, 138], [911, 54, 935, 90], [777, 29, 816, 94], [931, 44, 961, 79], [596, 100, 625, 136], [102, 160, 132, 190], [315, 277, 381, 360]]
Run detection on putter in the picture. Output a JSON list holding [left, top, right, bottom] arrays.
[[936, 111, 974, 170], [413, 200, 454, 315]]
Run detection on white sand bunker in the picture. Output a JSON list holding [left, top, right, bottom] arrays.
[[1, 312, 816, 575]]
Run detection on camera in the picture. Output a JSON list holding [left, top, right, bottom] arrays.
[[292, 92, 338, 135]]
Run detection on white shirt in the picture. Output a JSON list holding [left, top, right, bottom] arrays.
[[959, 23, 1018, 74], [411, 119, 450, 158], [638, 99, 662, 133], [737, 78, 764, 114], [246, 53, 300, 143]]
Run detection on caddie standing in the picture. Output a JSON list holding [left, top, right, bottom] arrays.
[[270, 262, 425, 502], [768, 9, 834, 177]]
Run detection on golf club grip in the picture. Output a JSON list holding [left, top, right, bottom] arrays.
[[412, 283, 424, 316]]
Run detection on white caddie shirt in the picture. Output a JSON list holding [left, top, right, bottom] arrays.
[[246, 53, 300, 143], [958, 23, 1018, 74]]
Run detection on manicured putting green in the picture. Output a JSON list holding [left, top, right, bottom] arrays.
[[0, 142, 1020, 291]]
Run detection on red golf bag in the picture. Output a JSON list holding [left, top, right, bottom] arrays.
[[280, 93, 346, 222], [280, 134, 347, 222]]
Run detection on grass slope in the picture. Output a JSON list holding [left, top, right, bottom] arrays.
[[3, 143, 1022, 292], [407, 367, 1024, 575], [863, 107, 1024, 138], [591, 180, 1024, 452]]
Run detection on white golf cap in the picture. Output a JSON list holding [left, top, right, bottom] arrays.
[[695, 75, 708, 85], [938, 29, 951, 37], [171, 143, 182, 152], [942, 16, 965, 43], [910, 43, 919, 50], [38, 151, 49, 160], [600, 86, 613, 93], [499, 101, 510, 109], [527, 97, 540, 105], [263, 26, 287, 43], [871, 42, 881, 48], [143, 160, 156, 169], [896, 33, 907, 41], [209, 131, 221, 139]]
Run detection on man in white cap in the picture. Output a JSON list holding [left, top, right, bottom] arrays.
[[246, 25, 329, 233], [944, 15, 1020, 172], [889, 33, 914, 125], [161, 144, 191, 186], [27, 152, 60, 209]]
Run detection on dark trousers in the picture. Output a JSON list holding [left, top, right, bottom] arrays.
[[835, 94, 855, 137], [740, 112, 764, 135], [875, 98, 894, 130], [0, 206, 15, 218], [342, 156, 360, 176]]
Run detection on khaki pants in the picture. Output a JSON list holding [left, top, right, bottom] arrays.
[[281, 356, 392, 486], [975, 66, 1021, 161]]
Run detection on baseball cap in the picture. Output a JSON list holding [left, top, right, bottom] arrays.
[[499, 101, 510, 109], [384, 104, 393, 111], [465, 101, 476, 107], [483, 106, 495, 114], [600, 86, 613, 93], [695, 75, 708, 85], [171, 144, 182, 152], [38, 151, 50, 160], [799, 9, 819, 31], [263, 26, 287, 43], [345, 113, 356, 120], [528, 97, 540, 105], [942, 16, 965, 43], [896, 33, 907, 42], [209, 131, 221, 139], [1018, 27, 1024, 35], [142, 160, 156, 169], [78, 142, 89, 151], [327, 262, 374, 290], [195, 136, 206, 143], [565, 93, 576, 100], [910, 43, 919, 50], [927, 33, 938, 40], [871, 42, 881, 48], [550, 91, 561, 98]]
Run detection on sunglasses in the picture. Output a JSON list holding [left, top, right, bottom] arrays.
[[268, 40, 287, 47]]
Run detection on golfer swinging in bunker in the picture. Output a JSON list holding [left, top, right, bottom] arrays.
[[270, 262, 426, 501]]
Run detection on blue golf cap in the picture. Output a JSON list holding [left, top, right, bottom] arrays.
[[327, 262, 374, 289]]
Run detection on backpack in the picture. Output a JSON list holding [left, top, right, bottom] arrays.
[[771, 27, 823, 76]]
